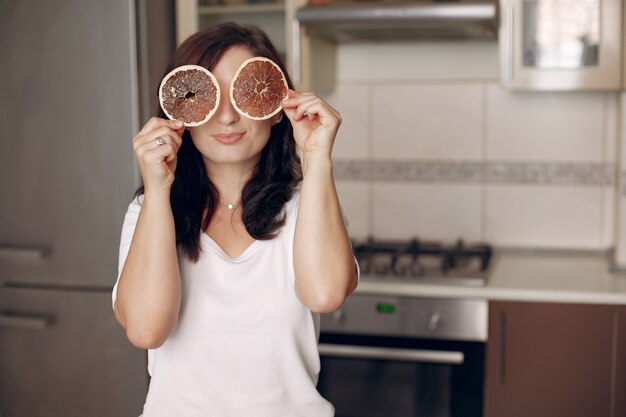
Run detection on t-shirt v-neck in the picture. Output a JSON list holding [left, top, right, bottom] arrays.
[[200, 231, 259, 262]]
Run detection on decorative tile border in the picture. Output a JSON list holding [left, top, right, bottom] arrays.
[[334, 159, 615, 186], [334, 161, 483, 182], [487, 162, 614, 185]]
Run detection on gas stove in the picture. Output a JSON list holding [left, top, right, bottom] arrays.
[[351, 237, 493, 287], [320, 237, 491, 417]]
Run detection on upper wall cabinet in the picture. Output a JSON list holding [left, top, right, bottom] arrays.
[[175, 0, 331, 92], [292, 0, 499, 92], [175, 0, 287, 59], [499, 0, 622, 90]]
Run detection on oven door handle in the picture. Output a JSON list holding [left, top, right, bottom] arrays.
[[318, 343, 464, 365]]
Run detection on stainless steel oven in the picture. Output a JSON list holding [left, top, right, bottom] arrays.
[[318, 295, 487, 417], [317, 238, 491, 417]]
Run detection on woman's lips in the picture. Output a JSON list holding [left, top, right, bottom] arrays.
[[212, 132, 245, 144]]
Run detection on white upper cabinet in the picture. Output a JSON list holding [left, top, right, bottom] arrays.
[[499, 0, 622, 90], [175, 0, 325, 91], [175, 0, 287, 60]]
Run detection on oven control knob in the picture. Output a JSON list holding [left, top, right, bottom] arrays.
[[332, 310, 344, 324], [428, 312, 441, 331]]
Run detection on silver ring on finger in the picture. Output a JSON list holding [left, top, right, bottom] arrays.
[[155, 136, 167, 146]]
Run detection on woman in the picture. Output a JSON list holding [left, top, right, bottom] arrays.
[[112, 22, 358, 416]]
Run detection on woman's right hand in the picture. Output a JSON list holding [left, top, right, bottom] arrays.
[[132, 117, 185, 194]]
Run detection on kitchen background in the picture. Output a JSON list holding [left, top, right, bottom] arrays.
[[329, 41, 617, 250], [3, 0, 626, 416], [174, 0, 625, 255]]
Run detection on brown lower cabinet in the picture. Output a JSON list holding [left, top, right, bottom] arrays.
[[615, 306, 626, 417], [486, 301, 626, 417]]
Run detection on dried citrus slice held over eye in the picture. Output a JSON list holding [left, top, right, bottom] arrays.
[[230, 57, 288, 121], [159, 65, 220, 127]]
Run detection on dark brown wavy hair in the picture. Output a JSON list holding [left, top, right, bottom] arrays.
[[136, 22, 302, 261]]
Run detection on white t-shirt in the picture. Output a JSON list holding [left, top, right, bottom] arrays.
[[112, 191, 346, 417]]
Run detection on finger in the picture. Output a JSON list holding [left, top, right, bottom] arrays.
[[143, 134, 179, 158], [282, 104, 297, 123], [287, 89, 314, 97], [284, 97, 318, 120], [135, 136, 179, 167], [282, 91, 319, 109], [283, 93, 341, 121], [286, 89, 314, 98], [303, 98, 341, 122], [143, 142, 178, 165], [137, 126, 183, 151], [153, 126, 184, 149], [292, 98, 322, 121], [296, 101, 341, 126], [282, 90, 339, 124], [145, 136, 176, 152], [174, 126, 186, 137], [135, 137, 176, 163], [282, 101, 311, 124], [136, 117, 184, 138]]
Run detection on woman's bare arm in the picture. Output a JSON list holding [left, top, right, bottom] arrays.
[[283, 91, 358, 313], [293, 156, 358, 313], [113, 117, 184, 349]]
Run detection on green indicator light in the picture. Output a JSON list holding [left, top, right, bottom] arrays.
[[377, 303, 396, 314]]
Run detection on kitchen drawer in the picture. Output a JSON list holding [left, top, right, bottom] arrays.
[[0, 287, 147, 417]]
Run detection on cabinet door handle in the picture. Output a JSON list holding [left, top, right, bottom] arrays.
[[0, 245, 50, 261], [503, 4, 514, 82], [0, 312, 54, 330], [497, 311, 505, 385], [291, 18, 302, 86]]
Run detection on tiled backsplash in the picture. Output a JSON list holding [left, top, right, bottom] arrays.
[[323, 41, 618, 250]]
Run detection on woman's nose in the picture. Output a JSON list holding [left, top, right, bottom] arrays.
[[216, 86, 239, 125]]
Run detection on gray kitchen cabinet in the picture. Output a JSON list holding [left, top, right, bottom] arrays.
[[0, 0, 148, 415], [0, 287, 147, 417], [0, 0, 139, 288], [486, 301, 622, 417]]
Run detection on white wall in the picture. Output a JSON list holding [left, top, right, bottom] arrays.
[[323, 41, 617, 250]]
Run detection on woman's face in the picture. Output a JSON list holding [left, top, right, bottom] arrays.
[[188, 46, 278, 170]]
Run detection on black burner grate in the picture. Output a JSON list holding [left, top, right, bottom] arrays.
[[351, 237, 492, 279]]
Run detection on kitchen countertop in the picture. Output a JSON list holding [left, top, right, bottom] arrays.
[[354, 249, 626, 305]]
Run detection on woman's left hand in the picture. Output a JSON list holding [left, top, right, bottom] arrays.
[[281, 89, 342, 159]]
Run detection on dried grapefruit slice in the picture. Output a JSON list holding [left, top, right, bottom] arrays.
[[159, 65, 220, 127], [230, 57, 288, 121]]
